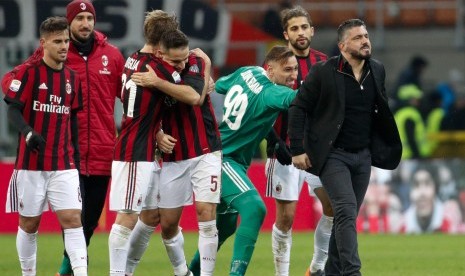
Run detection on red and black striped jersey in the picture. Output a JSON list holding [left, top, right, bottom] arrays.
[[161, 54, 221, 162], [114, 51, 177, 162], [4, 60, 83, 171], [274, 48, 328, 142]]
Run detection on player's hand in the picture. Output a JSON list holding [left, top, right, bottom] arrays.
[[207, 76, 215, 94], [156, 131, 177, 154], [131, 64, 159, 89], [292, 153, 312, 171], [190, 48, 211, 65], [25, 130, 46, 153], [274, 140, 292, 165]]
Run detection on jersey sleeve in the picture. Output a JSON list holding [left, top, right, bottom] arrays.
[[264, 84, 297, 111], [183, 55, 205, 95], [72, 74, 84, 112], [215, 70, 240, 95], [3, 66, 34, 108]]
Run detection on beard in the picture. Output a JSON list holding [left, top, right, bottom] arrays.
[[349, 48, 371, 60], [290, 38, 310, 51]]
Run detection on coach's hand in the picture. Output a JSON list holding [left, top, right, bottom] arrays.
[[25, 130, 46, 153]]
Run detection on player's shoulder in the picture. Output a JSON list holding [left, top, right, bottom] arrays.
[[94, 30, 124, 58], [309, 48, 328, 60]]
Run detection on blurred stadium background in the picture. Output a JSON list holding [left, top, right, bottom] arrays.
[[1, 0, 465, 236]]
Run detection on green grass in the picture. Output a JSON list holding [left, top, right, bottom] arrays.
[[0, 232, 464, 275]]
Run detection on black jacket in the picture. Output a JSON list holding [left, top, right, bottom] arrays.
[[288, 55, 402, 176]]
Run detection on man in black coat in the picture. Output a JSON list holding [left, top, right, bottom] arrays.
[[288, 19, 402, 275]]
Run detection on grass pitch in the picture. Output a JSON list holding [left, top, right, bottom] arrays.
[[0, 232, 464, 275]]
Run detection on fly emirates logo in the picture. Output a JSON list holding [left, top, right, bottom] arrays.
[[33, 95, 70, 114]]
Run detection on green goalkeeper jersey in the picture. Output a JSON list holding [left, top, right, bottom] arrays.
[[216, 66, 296, 168]]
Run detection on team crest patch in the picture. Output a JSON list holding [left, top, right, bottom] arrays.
[[66, 81, 72, 94], [101, 55, 109, 67], [275, 183, 282, 194], [9, 79, 21, 92], [172, 71, 181, 84], [189, 64, 199, 73], [80, 3, 87, 10]]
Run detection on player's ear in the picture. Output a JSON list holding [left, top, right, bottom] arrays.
[[283, 31, 289, 41], [266, 63, 274, 77]]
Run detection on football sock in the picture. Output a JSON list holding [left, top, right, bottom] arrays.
[[189, 212, 238, 276], [58, 254, 73, 275], [109, 224, 132, 275], [310, 215, 333, 272], [229, 192, 266, 276], [198, 220, 218, 276], [272, 223, 292, 276], [17, 227, 37, 276], [64, 227, 87, 276], [126, 219, 156, 274], [163, 229, 188, 276]]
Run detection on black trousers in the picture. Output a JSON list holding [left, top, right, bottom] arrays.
[[64, 175, 110, 257], [319, 148, 372, 276]]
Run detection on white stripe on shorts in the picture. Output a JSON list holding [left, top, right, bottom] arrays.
[[223, 162, 249, 192]]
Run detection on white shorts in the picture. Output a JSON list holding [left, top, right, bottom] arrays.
[[5, 169, 81, 217], [158, 151, 221, 208], [265, 158, 322, 201], [110, 161, 160, 212]]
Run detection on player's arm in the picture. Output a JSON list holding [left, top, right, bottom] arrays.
[[1, 47, 43, 94], [288, 65, 321, 170], [131, 64, 202, 106], [7, 103, 45, 153], [187, 48, 212, 105], [71, 111, 80, 171]]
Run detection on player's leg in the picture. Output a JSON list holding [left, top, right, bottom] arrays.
[[223, 160, 266, 276], [158, 160, 193, 276], [307, 183, 333, 275], [192, 151, 221, 276], [265, 159, 301, 276], [50, 170, 88, 276], [189, 206, 239, 276], [125, 162, 161, 275], [273, 200, 296, 276], [229, 190, 266, 276], [125, 209, 159, 275], [6, 170, 42, 276], [108, 161, 153, 275], [58, 175, 110, 275]]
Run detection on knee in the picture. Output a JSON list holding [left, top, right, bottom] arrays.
[[160, 221, 180, 239], [242, 199, 267, 223], [322, 201, 334, 217], [335, 203, 358, 221], [140, 209, 160, 227], [19, 216, 41, 233], [60, 211, 83, 229], [196, 202, 216, 222]]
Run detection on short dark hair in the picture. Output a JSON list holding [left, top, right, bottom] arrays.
[[39, 16, 69, 38], [264, 45, 294, 65], [280, 5, 312, 32], [160, 29, 189, 51], [337, 18, 366, 43]]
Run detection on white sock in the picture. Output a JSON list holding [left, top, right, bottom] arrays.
[[198, 220, 218, 276], [109, 224, 132, 276], [162, 229, 188, 275], [126, 219, 156, 274], [16, 227, 37, 276], [271, 223, 292, 276], [64, 227, 87, 276], [310, 215, 333, 272]]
